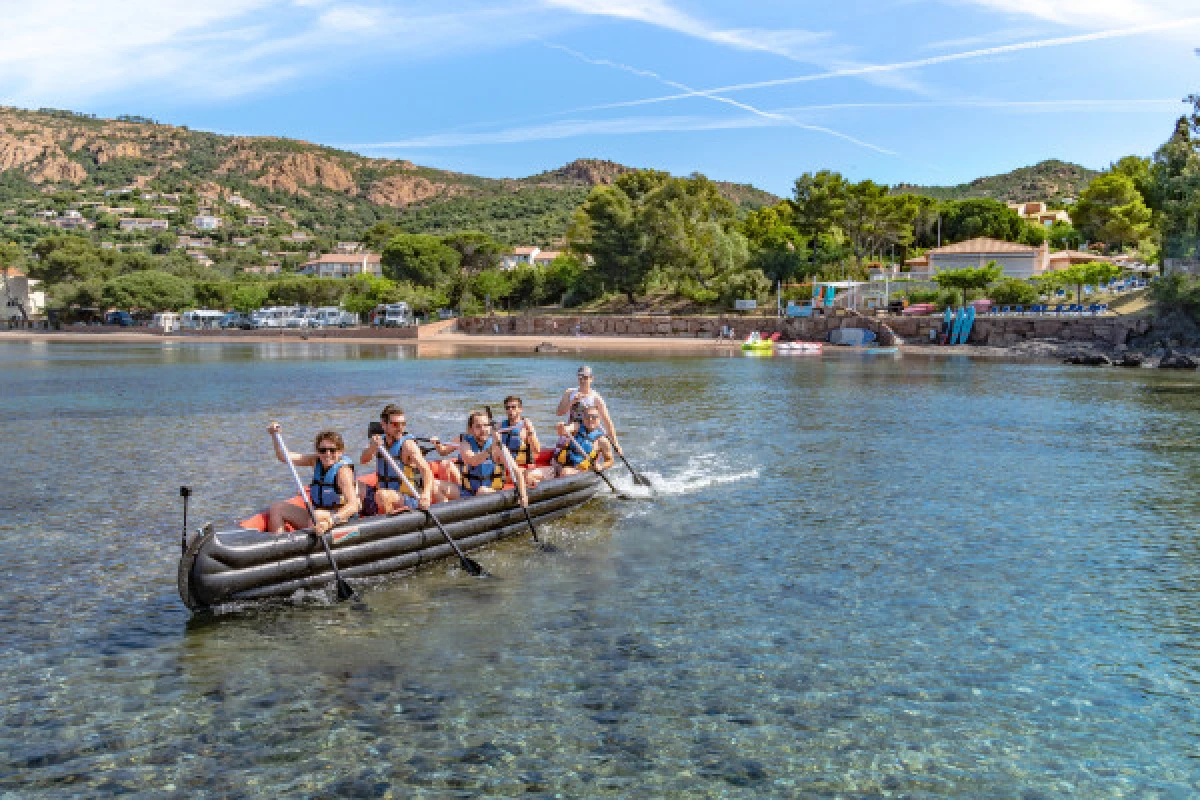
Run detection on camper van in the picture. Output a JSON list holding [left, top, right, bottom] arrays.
[[250, 307, 290, 329], [180, 309, 225, 330], [151, 312, 180, 332], [373, 303, 412, 328], [311, 307, 358, 328]]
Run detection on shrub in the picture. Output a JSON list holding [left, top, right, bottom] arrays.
[[988, 278, 1038, 306]]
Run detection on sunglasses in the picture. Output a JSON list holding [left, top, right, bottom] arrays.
[[505, 405, 520, 410], [388, 420, 406, 426], [317, 446, 340, 454], [585, 414, 601, 420]]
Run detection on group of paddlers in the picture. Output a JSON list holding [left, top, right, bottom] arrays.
[[265, 365, 622, 534]]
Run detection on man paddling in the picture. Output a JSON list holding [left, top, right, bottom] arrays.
[[555, 365, 622, 455], [266, 424, 360, 534], [498, 395, 545, 487], [358, 404, 437, 515], [553, 408, 615, 477]]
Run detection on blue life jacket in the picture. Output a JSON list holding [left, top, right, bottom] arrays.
[[311, 457, 354, 510], [460, 434, 505, 494], [501, 419, 533, 465], [376, 434, 424, 496], [555, 427, 605, 469]]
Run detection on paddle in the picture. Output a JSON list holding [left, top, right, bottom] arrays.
[[604, 437, 653, 489], [179, 485, 191, 555], [372, 431, 487, 578], [491, 425, 556, 553], [271, 429, 359, 603]]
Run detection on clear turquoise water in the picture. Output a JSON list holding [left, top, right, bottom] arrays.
[[2, 340, 1199, 797]]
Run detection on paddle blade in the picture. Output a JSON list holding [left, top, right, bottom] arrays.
[[335, 578, 358, 602], [632, 472, 653, 487], [461, 556, 487, 577]]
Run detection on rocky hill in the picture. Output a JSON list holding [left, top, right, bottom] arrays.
[[895, 159, 1099, 203], [0, 107, 776, 245]]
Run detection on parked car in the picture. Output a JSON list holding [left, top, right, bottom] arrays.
[[283, 307, 312, 328], [220, 311, 254, 329], [151, 312, 180, 332], [250, 307, 290, 328], [181, 310, 225, 330], [104, 310, 134, 327]]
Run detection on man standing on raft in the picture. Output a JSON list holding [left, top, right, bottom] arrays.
[[556, 365, 622, 454]]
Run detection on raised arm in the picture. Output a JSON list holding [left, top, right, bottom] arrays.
[[267, 421, 315, 467], [526, 419, 542, 457], [555, 388, 574, 418], [359, 434, 383, 465]]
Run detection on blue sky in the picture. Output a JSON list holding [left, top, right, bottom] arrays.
[[0, 0, 1197, 195]]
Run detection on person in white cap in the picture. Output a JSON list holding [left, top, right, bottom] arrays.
[[555, 365, 621, 454]]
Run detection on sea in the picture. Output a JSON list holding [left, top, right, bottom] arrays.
[[2, 338, 1199, 797]]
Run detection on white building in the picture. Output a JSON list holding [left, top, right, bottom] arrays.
[[192, 215, 221, 231], [501, 246, 541, 270], [1007, 201, 1071, 228], [298, 253, 382, 278], [119, 218, 170, 232], [905, 238, 1053, 280], [1, 268, 46, 321]]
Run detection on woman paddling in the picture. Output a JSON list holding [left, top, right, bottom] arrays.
[[266, 423, 360, 534], [555, 365, 621, 454]]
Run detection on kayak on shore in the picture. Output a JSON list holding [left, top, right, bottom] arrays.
[[177, 449, 603, 612]]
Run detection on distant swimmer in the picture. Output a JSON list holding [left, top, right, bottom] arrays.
[[555, 365, 621, 454], [266, 423, 360, 534]]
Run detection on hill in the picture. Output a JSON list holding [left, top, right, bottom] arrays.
[[894, 159, 1100, 203], [0, 108, 776, 246]]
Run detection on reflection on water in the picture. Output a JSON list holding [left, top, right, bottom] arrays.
[[3, 340, 1200, 796]]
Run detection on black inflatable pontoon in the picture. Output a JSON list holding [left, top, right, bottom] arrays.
[[177, 472, 601, 611]]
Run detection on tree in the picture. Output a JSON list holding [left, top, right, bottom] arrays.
[[342, 274, 399, 316], [442, 231, 505, 274], [1153, 106, 1200, 261], [742, 202, 809, 282], [790, 171, 847, 273], [939, 198, 1024, 243], [362, 222, 401, 252], [231, 283, 269, 313], [932, 262, 1003, 305], [988, 278, 1038, 306], [102, 270, 194, 311], [381, 234, 461, 286], [1042, 261, 1122, 304], [472, 269, 513, 311], [1073, 173, 1152, 250], [840, 181, 917, 270], [568, 170, 670, 302], [1046, 220, 1083, 250]]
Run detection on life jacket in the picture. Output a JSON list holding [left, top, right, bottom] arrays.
[[376, 434, 424, 497], [311, 457, 354, 510], [460, 434, 505, 493], [555, 427, 605, 470], [501, 419, 533, 466]]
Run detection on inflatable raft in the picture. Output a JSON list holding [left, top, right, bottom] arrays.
[[177, 455, 602, 612]]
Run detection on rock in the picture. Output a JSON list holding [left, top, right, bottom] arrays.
[[1114, 353, 1144, 368], [1158, 349, 1198, 369], [1064, 353, 1111, 366], [534, 342, 559, 353]]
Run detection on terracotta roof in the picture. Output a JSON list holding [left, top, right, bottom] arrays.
[[307, 253, 380, 264], [512, 246, 539, 255], [904, 255, 929, 266], [1047, 249, 1111, 262], [929, 237, 1036, 255], [2, 266, 26, 277]]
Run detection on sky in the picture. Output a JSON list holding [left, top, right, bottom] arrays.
[[0, 0, 1197, 196]]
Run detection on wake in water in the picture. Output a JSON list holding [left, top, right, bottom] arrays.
[[609, 452, 759, 498]]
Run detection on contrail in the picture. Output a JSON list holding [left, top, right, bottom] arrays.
[[543, 43, 897, 156], [561, 16, 1200, 115]]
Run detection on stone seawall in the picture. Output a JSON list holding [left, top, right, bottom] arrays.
[[460, 314, 1152, 348]]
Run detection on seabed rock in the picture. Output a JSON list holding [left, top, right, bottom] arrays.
[[1064, 353, 1111, 366], [1114, 353, 1145, 368], [534, 341, 560, 353], [1158, 349, 1199, 369]]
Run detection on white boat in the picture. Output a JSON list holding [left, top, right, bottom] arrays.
[[776, 341, 823, 354]]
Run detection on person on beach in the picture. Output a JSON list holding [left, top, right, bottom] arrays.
[[266, 424, 360, 534], [498, 395, 545, 487], [553, 408, 615, 477], [555, 365, 622, 454], [435, 410, 529, 505], [358, 404, 436, 515]]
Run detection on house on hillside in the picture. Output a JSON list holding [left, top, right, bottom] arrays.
[[1044, 249, 1112, 271], [246, 215, 269, 228], [298, 253, 382, 278], [531, 250, 562, 267], [1007, 201, 1071, 227], [118, 218, 169, 232], [192, 215, 221, 231], [904, 238, 1053, 279], [501, 247, 541, 270]]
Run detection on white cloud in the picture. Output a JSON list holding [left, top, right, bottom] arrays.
[[0, 1, 549, 106], [953, 0, 1193, 28]]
